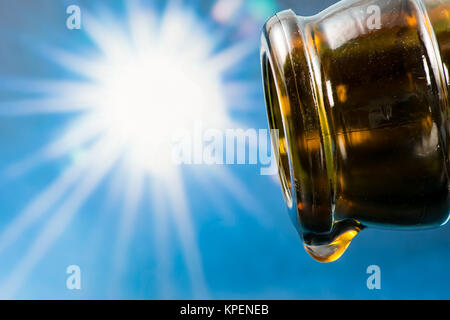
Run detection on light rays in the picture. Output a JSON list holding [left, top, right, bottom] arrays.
[[0, 139, 122, 297], [0, 0, 260, 298]]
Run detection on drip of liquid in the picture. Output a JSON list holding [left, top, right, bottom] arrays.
[[302, 220, 363, 263]]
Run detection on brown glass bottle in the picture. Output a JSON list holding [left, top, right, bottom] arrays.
[[261, 0, 450, 262]]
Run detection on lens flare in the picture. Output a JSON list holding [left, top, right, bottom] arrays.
[[0, 1, 259, 298]]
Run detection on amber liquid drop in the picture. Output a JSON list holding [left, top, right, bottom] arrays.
[[303, 221, 363, 263]]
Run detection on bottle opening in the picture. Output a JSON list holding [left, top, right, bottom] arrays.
[[262, 52, 293, 208]]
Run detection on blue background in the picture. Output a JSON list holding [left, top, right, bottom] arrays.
[[0, 0, 449, 299]]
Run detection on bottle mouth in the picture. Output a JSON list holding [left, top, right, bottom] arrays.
[[260, 10, 335, 234], [262, 27, 364, 262], [260, 11, 302, 225], [262, 52, 294, 208]]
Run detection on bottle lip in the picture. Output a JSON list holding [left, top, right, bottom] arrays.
[[260, 9, 335, 234], [260, 10, 299, 229]]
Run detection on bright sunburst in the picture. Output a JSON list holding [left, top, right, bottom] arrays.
[[0, 1, 258, 298]]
